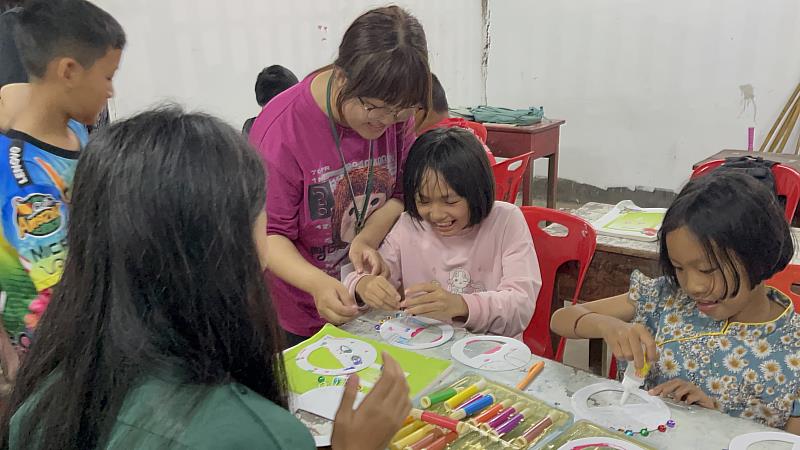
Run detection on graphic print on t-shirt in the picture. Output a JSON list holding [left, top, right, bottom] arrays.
[[306, 155, 396, 269]]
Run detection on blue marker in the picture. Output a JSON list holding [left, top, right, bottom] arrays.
[[450, 394, 495, 420]]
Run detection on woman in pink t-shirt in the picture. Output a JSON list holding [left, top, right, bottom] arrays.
[[249, 6, 431, 344]]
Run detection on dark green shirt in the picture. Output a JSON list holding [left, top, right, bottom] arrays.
[[10, 374, 316, 449]]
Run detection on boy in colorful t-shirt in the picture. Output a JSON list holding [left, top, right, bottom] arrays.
[[0, 0, 125, 381]]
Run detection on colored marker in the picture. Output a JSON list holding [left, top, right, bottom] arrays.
[[444, 380, 486, 410], [421, 431, 458, 450], [391, 421, 425, 443], [404, 428, 444, 450], [512, 411, 557, 446], [410, 409, 459, 432], [469, 399, 511, 425], [454, 389, 491, 410], [482, 401, 523, 431], [516, 361, 545, 390], [493, 408, 530, 436], [449, 394, 494, 420], [420, 386, 464, 408], [390, 424, 434, 450]]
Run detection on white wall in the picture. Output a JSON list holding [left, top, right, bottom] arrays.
[[95, 0, 485, 129], [487, 0, 800, 191], [96, 0, 800, 192]]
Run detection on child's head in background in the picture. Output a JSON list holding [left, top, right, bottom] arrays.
[[659, 171, 793, 322], [254, 65, 298, 107], [15, 0, 125, 125], [403, 127, 494, 237], [415, 74, 448, 133]]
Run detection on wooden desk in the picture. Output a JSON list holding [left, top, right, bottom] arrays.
[[485, 119, 565, 208], [554, 202, 800, 374]]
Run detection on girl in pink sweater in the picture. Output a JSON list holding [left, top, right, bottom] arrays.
[[344, 128, 542, 338]]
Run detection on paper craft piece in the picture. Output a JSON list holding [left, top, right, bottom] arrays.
[[292, 386, 367, 447], [571, 382, 670, 432], [591, 200, 666, 242], [728, 431, 800, 450], [379, 315, 454, 350], [556, 436, 647, 450], [295, 335, 377, 376], [450, 336, 531, 371], [284, 324, 452, 398]]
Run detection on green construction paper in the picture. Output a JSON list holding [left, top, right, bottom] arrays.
[[284, 323, 452, 398], [603, 211, 664, 233]]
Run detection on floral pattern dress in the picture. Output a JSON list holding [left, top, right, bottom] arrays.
[[621, 270, 800, 428]]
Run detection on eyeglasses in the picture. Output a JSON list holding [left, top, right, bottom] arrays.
[[358, 97, 422, 122]]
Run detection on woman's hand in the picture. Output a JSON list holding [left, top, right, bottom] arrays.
[[310, 275, 359, 325], [331, 353, 411, 450], [349, 238, 388, 277]]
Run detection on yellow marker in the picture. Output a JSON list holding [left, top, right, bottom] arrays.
[[391, 420, 425, 443], [444, 379, 486, 410], [390, 424, 434, 450]]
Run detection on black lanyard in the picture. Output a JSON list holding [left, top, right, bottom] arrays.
[[325, 73, 375, 236]]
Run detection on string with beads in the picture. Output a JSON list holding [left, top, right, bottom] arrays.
[[615, 419, 676, 437]]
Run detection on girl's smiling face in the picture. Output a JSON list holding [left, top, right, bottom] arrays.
[[666, 226, 765, 322], [415, 170, 470, 237]]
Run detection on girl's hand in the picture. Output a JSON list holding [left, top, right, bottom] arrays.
[[311, 275, 360, 325], [349, 239, 388, 277], [598, 319, 658, 370], [649, 379, 718, 410], [332, 353, 411, 450], [355, 275, 401, 311], [402, 282, 468, 322]]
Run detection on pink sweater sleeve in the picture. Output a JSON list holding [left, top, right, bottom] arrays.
[[461, 208, 542, 337]]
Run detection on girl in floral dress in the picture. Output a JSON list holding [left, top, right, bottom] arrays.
[[551, 171, 800, 433]]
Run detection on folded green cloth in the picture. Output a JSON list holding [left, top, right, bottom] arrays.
[[469, 105, 544, 126]]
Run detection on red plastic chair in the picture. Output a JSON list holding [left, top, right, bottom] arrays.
[[520, 206, 597, 360], [492, 152, 533, 203], [767, 264, 800, 310], [691, 159, 800, 221]]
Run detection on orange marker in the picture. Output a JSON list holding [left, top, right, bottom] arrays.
[[469, 399, 511, 425], [516, 361, 544, 390]]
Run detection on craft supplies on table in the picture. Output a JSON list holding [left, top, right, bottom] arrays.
[[392, 373, 572, 450], [570, 382, 670, 435], [285, 324, 452, 446], [590, 200, 666, 242], [540, 421, 657, 450]]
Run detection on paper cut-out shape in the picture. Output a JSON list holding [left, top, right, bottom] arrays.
[[571, 382, 670, 432], [379, 316, 454, 350], [728, 431, 800, 450], [295, 335, 377, 376], [556, 436, 647, 450], [450, 335, 531, 371], [292, 386, 366, 447]]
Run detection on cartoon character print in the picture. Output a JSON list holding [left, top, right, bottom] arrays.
[[447, 268, 484, 294], [330, 165, 392, 248]]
